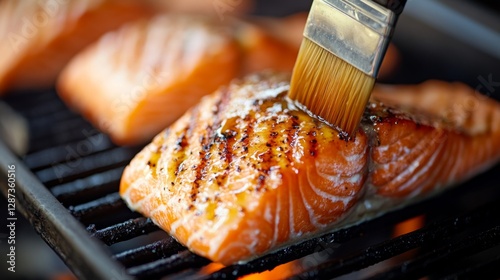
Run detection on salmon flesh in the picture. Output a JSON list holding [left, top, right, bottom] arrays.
[[120, 73, 500, 264]]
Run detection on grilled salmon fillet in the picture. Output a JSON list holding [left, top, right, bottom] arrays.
[[370, 82, 500, 197], [0, 0, 154, 93], [57, 14, 298, 145], [120, 73, 500, 264], [58, 15, 242, 146]]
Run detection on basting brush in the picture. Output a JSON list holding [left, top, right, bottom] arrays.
[[289, 0, 406, 137]]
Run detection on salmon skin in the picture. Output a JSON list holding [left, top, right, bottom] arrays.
[[0, 0, 154, 93], [120, 73, 500, 265], [57, 14, 298, 146]]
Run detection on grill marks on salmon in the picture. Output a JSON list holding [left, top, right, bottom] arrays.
[[121, 73, 368, 263], [120, 73, 500, 264]]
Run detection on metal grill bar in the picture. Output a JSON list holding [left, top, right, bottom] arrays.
[[127, 250, 210, 279], [70, 192, 127, 221], [6, 92, 66, 118], [35, 147, 139, 186], [0, 141, 133, 280], [368, 227, 500, 280], [89, 217, 159, 245], [114, 238, 185, 268], [25, 133, 114, 170], [20, 101, 66, 118], [290, 201, 500, 280], [204, 227, 365, 280], [30, 110, 80, 134], [30, 120, 95, 152], [51, 167, 124, 204]]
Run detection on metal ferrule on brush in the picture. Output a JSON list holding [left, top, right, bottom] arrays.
[[304, 0, 399, 77]]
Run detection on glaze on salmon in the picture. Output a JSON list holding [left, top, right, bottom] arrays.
[[0, 0, 153, 93], [120, 73, 500, 264]]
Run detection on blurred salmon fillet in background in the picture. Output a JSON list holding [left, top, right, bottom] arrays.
[[152, 0, 254, 17], [57, 14, 300, 145], [0, 0, 155, 93], [120, 73, 500, 264], [57, 11, 400, 146]]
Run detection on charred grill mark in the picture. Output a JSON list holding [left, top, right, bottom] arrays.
[[338, 130, 351, 141], [289, 115, 301, 159], [172, 126, 189, 177], [219, 129, 237, 189], [195, 138, 211, 198], [241, 116, 254, 155], [241, 134, 249, 142], [190, 110, 216, 203], [192, 88, 232, 200], [192, 140, 211, 203], [309, 132, 318, 157], [174, 130, 188, 151], [283, 117, 294, 164], [204, 87, 232, 148], [268, 118, 279, 149]]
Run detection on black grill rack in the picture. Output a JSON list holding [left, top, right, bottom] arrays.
[[1, 1, 500, 279]]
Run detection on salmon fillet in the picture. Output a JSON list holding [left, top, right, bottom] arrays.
[[0, 0, 154, 93], [58, 15, 241, 146], [370, 81, 500, 197], [120, 73, 500, 264], [57, 14, 298, 145]]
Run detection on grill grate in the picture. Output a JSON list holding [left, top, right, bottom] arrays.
[[89, 217, 158, 246], [2, 89, 499, 280], [114, 238, 186, 268]]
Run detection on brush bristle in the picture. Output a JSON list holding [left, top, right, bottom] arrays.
[[289, 38, 375, 137]]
